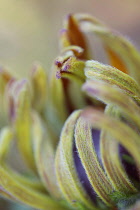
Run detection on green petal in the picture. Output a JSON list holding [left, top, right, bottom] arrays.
[[82, 80, 140, 193], [46, 65, 69, 139], [101, 130, 137, 193], [85, 60, 140, 105], [0, 166, 69, 210], [0, 127, 69, 210], [0, 69, 13, 127], [82, 108, 140, 171], [55, 53, 88, 110], [74, 14, 140, 83], [56, 56, 85, 83], [60, 14, 90, 59], [30, 64, 47, 112], [0, 126, 44, 192], [75, 116, 114, 206], [6, 79, 36, 172], [55, 110, 95, 210], [32, 111, 61, 199], [82, 80, 140, 128]]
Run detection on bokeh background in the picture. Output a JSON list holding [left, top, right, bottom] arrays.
[[1, 0, 140, 77], [0, 0, 140, 209]]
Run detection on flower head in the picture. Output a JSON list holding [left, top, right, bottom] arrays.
[[0, 14, 140, 210]]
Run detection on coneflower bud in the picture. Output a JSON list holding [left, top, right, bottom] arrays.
[[0, 13, 140, 210]]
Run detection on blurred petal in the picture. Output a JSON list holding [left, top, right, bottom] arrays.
[[0, 127, 68, 210], [30, 64, 47, 112], [46, 65, 69, 139], [0, 166, 68, 210], [105, 47, 128, 74], [6, 79, 36, 172], [60, 14, 90, 59], [127, 201, 140, 210], [0, 68, 14, 127], [74, 14, 140, 82], [32, 111, 61, 199]]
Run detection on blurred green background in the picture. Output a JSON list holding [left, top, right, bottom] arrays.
[[1, 0, 140, 77], [0, 0, 140, 209]]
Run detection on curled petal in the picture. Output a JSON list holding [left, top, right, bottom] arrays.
[[47, 67, 69, 139], [85, 60, 140, 104], [82, 108, 140, 172], [56, 56, 85, 82], [0, 127, 13, 161], [83, 80, 140, 192], [0, 127, 67, 210], [127, 200, 140, 210], [55, 54, 90, 112], [75, 116, 114, 206], [6, 79, 36, 171], [74, 14, 140, 82], [83, 80, 140, 128], [48, 54, 87, 138], [30, 64, 47, 112], [0, 166, 68, 210], [101, 131, 137, 193], [0, 127, 44, 192], [0, 68, 14, 127], [55, 110, 96, 210], [60, 14, 90, 59], [0, 68, 13, 94], [32, 111, 61, 199]]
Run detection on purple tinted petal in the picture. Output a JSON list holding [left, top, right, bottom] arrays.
[[119, 144, 140, 183], [73, 139, 97, 203], [91, 129, 103, 166]]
